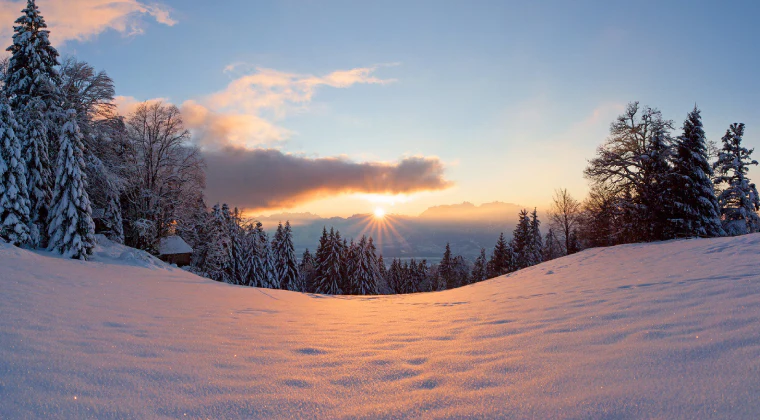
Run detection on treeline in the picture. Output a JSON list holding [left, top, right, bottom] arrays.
[[0, 2, 205, 258], [2, 3, 759, 294], [577, 102, 759, 246]]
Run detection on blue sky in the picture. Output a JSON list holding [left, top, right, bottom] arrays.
[[5, 0, 760, 216]]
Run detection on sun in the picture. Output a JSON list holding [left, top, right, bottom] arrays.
[[374, 207, 386, 219]]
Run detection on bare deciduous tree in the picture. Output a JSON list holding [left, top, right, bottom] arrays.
[[549, 188, 582, 255], [122, 101, 205, 250]]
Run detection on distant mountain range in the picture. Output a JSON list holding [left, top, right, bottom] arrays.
[[254, 202, 528, 260]]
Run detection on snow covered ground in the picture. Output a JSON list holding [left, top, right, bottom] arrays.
[[2, 235, 760, 419]]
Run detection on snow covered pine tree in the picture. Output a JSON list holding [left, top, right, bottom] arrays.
[[0, 95, 31, 246], [47, 110, 95, 259], [713, 123, 760, 235], [5, 0, 63, 247], [669, 106, 724, 238]]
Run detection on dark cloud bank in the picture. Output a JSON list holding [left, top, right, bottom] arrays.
[[203, 148, 452, 210]]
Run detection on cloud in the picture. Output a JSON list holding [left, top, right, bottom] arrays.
[[0, 0, 176, 45], [114, 96, 291, 149], [210, 65, 394, 114], [203, 148, 452, 210], [183, 65, 395, 147]]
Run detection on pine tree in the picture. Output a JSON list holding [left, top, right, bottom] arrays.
[[247, 221, 272, 288], [47, 110, 94, 259], [527, 208, 544, 266], [345, 238, 360, 295], [358, 236, 380, 295], [205, 204, 228, 282], [487, 232, 515, 277], [669, 106, 724, 238], [298, 249, 315, 292], [314, 228, 342, 294], [511, 209, 532, 269], [438, 242, 456, 290], [471, 248, 488, 283], [6, 1, 63, 246], [543, 229, 562, 261], [0, 95, 31, 246], [275, 221, 300, 291], [714, 123, 760, 235]]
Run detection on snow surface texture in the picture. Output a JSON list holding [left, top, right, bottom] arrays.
[[2, 235, 760, 418]]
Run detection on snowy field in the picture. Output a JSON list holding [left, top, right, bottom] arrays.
[[2, 235, 760, 419]]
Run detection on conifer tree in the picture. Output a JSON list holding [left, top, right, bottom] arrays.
[[359, 236, 380, 295], [511, 209, 532, 269], [528, 208, 544, 265], [205, 204, 227, 281], [345, 238, 360, 294], [714, 123, 760, 235], [487, 232, 514, 277], [0, 95, 31, 246], [669, 106, 724, 238], [47, 110, 94, 259], [274, 221, 300, 291], [438, 242, 456, 290], [223, 206, 247, 285], [298, 248, 315, 292], [543, 229, 562, 261], [471, 248, 488, 283], [248, 221, 273, 288], [314, 228, 342, 294], [6, 0, 63, 246]]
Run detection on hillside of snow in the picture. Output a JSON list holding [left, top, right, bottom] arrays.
[[2, 235, 760, 418]]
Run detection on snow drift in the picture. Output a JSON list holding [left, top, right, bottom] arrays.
[[1, 235, 760, 418]]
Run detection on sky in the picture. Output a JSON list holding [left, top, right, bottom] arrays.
[[2, 0, 759, 218]]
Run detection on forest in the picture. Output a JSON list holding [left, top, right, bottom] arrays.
[[1, 1, 759, 296]]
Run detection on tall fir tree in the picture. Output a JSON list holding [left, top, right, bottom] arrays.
[[0, 95, 31, 246], [543, 229, 563, 261], [471, 248, 488, 283], [713, 123, 760, 235], [669, 107, 724, 238], [438, 242, 457, 290], [511, 209, 532, 269], [298, 248, 315, 292], [5, 0, 63, 246], [527, 208, 544, 266], [274, 221, 300, 291], [47, 110, 94, 259], [487, 232, 514, 277], [314, 228, 343, 294]]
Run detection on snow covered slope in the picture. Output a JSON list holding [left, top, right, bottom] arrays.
[[2, 235, 760, 419]]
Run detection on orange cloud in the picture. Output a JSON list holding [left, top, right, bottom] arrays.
[[0, 0, 176, 45], [203, 148, 453, 210], [209, 65, 396, 119]]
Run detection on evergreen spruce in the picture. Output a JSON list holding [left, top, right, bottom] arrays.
[[438, 242, 456, 290], [358, 237, 380, 295], [543, 229, 562, 261], [275, 221, 300, 291], [0, 96, 31, 245], [314, 228, 342, 294], [528, 208, 544, 266], [714, 123, 760, 235], [298, 249, 315, 292], [511, 209, 532, 269], [6, 0, 63, 246], [471, 248, 488, 283], [669, 106, 724, 238], [47, 110, 94, 259], [345, 238, 360, 294], [487, 232, 514, 277]]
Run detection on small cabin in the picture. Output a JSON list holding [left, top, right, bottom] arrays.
[[158, 235, 193, 267]]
